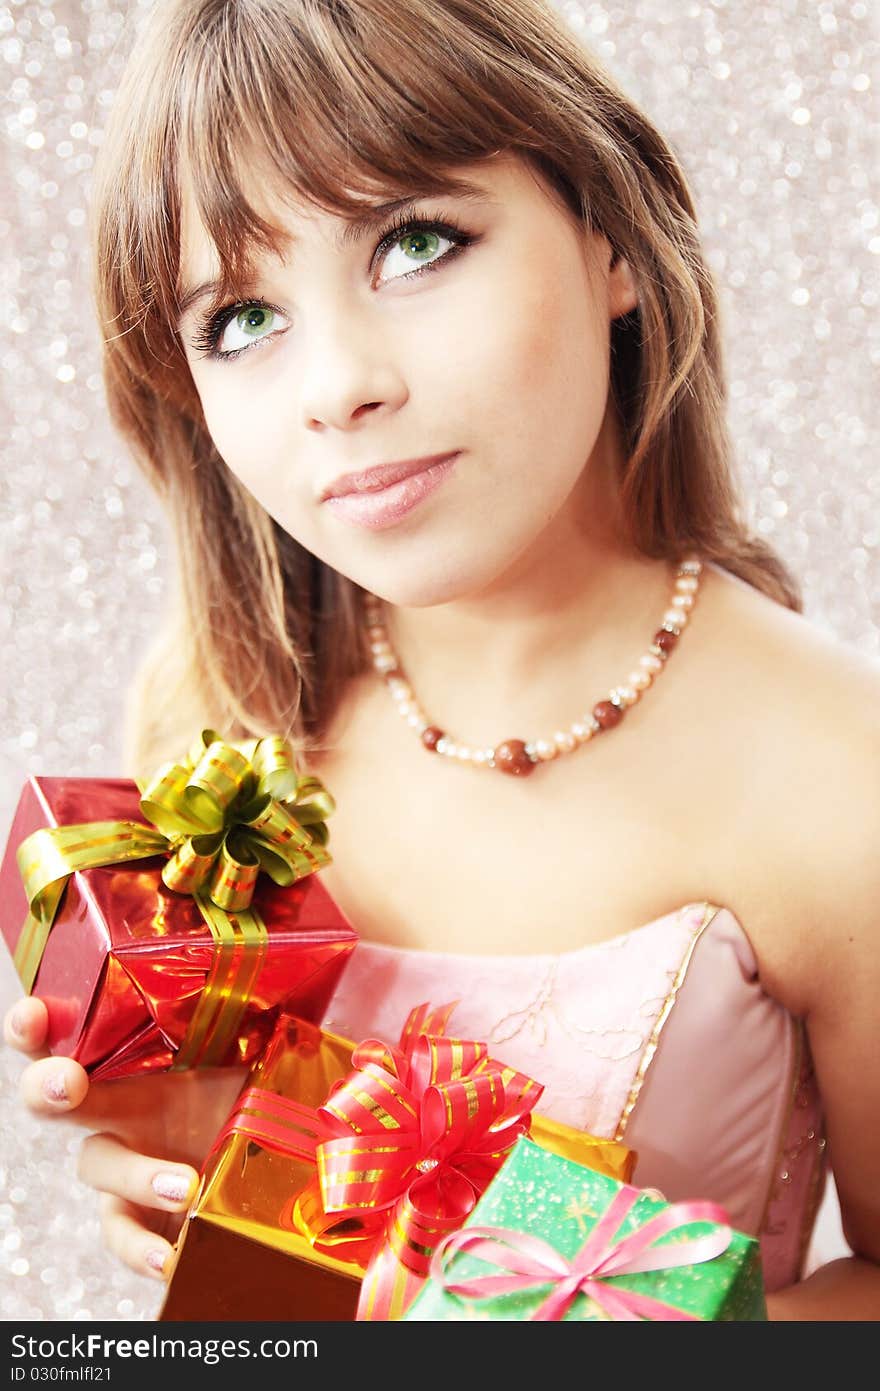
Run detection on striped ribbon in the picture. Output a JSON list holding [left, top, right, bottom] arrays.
[[215, 1084, 375, 1259], [14, 820, 168, 990], [172, 897, 268, 1070], [292, 1003, 545, 1320], [214, 1085, 327, 1161]]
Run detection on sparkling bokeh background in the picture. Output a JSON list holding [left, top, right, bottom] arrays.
[[1, 0, 876, 1320]]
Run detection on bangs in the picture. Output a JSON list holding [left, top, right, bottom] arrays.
[[170, 0, 562, 316]]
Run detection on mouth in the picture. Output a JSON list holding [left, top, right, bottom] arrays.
[[321, 453, 460, 531], [319, 451, 460, 501]]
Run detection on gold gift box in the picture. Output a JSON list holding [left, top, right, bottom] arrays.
[[159, 1015, 636, 1322]]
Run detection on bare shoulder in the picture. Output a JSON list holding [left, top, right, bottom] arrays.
[[698, 562, 880, 1013], [702, 560, 880, 753]]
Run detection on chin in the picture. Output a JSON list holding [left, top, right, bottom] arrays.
[[356, 574, 472, 609], [315, 515, 533, 608], [347, 556, 493, 609]]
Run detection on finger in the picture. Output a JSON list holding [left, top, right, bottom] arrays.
[[78, 1132, 199, 1214], [17, 1054, 90, 1116], [3, 996, 50, 1058], [98, 1193, 179, 1282]]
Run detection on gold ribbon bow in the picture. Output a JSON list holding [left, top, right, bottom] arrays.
[[139, 728, 332, 913], [14, 731, 335, 1032]]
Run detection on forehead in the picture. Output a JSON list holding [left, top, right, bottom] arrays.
[[177, 149, 545, 267]]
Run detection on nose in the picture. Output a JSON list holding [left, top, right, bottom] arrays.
[[299, 299, 408, 432]]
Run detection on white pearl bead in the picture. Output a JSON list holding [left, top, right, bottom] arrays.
[[370, 639, 393, 655], [367, 625, 386, 640], [639, 653, 663, 673], [436, 738, 450, 755], [406, 712, 425, 729], [554, 731, 577, 753], [571, 722, 593, 742], [473, 749, 490, 764], [397, 700, 415, 717], [455, 746, 473, 762], [663, 608, 687, 628], [629, 669, 652, 690], [617, 686, 639, 706], [375, 654, 399, 674], [534, 739, 559, 761], [675, 575, 699, 593], [671, 592, 694, 610]]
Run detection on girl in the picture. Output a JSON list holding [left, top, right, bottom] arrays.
[[4, 0, 879, 1319]]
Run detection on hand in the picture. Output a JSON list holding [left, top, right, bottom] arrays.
[[3, 995, 247, 1281]]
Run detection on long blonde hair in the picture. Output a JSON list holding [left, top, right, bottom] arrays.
[[90, 0, 802, 775]]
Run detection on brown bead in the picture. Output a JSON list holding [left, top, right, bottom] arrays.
[[421, 726, 444, 751], [493, 739, 536, 777], [592, 700, 624, 731], [384, 666, 405, 682], [653, 628, 678, 653]]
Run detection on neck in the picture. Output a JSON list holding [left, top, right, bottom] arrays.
[[370, 422, 682, 749]]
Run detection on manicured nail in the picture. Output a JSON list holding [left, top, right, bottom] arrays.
[[42, 1072, 68, 1103], [9, 1005, 29, 1039], [151, 1172, 193, 1204], [145, 1249, 169, 1276]]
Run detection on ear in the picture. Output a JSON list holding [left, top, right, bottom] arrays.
[[608, 249, 639, 321]]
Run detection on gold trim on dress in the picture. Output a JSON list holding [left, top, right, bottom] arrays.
[[796, 1132, 829, 1280], [794, 1033, 830, 1279], [613, 901, 720, 1142], [756, 1014, 802, 1240]]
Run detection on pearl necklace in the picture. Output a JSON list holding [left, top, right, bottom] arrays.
[[363, 555, 703, 777]]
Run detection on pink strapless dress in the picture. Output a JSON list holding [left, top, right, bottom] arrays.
[[322, 901, 827, 1294]]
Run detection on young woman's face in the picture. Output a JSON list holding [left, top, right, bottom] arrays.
[[177, 152, 638, 606]]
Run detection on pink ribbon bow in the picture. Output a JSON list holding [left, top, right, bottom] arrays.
[[431, 1188, 733, 1321]]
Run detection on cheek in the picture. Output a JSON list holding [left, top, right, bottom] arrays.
[[192, 381, 333, 560], [442, 258, 610, 447], [197, 383, 298, 506]]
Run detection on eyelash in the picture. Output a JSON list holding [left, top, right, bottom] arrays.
[[188, 209, 476, 362]]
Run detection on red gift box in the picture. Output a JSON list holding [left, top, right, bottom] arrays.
[[0, 775, 357, 1082]]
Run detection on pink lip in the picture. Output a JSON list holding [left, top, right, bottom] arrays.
[[323, 454, 459, 530], [320, 451, 460, 500]]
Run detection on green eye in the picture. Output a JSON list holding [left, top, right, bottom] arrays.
[[235, 305, 275, 338], [399, 229, 441, 262], [378, 222, 463, 284]]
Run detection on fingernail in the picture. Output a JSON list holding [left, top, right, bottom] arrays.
[[42, 1072, 68, 1103], [151, 1172, 194, 1204], [9, 1005, 28, 1039], [145, 1249, 169, 1276]]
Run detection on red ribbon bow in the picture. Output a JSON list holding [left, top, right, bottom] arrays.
[[431, 1188, 733, 1321], [296, 1002, 544, 1320]]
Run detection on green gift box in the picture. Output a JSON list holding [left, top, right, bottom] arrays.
[[403, 1136, 767, 1321]]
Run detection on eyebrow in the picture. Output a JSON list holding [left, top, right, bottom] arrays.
[[176, 181, 491, 325]]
